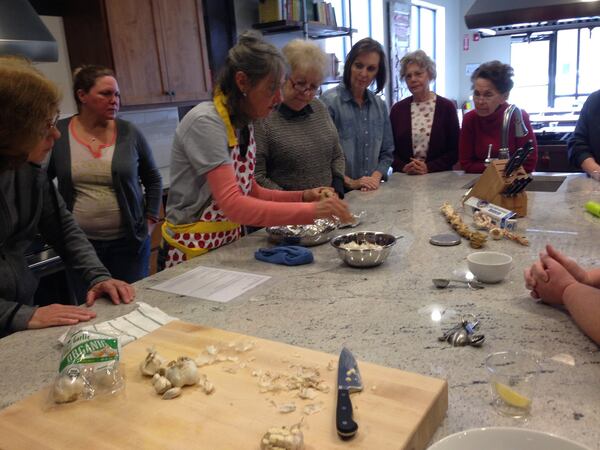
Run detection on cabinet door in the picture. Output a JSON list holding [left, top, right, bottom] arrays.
[[153, 0, 212, 102], [104, 0, 171, 106]]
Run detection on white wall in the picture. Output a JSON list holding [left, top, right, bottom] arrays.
[[458, 0, 512, 105], [409, 0, 461, 102], [35, 16, 78, 117]]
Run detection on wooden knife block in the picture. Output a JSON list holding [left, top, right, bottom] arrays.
[[467, 160, 528, 217]]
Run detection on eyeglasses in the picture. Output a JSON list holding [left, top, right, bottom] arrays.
[[289, 78, 321, 96], [40, 112, 60, 137], [473, 91, 501, 101]]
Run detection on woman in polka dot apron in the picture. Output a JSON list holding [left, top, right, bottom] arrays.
[[390, 50, 460, 175], [161, 32, 352, 268]]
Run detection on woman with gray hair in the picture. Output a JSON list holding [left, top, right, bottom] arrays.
[[162, 32, 351, 267], [321, 38, 394, 191], [390, 49, 459, 174], [254, 39, 346, 197]]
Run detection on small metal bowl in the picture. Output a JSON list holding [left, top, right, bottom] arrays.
[[266, 219, 337, 247], [331, 231, 398, 267]]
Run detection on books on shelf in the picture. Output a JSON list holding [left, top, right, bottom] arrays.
[[258, 0, 339, 27]]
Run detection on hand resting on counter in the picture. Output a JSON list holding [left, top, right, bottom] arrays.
[[28, 304, 97, 329], [86, 278, 136, 306], [524, 245, 600, 344], [27, 278, 135, 329]]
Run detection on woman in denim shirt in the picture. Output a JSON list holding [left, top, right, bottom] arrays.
[[321, 38, 394, 191]]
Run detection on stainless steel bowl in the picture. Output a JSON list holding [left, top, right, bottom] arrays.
[[266, 219, 337, 247], [331, 231, 398, 267]]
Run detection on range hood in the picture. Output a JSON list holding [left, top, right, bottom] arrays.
[[0, 0, 58, 62], [465, 0, 600, 36]]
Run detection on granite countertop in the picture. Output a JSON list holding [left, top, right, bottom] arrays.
[[1, 171, 599, 448]]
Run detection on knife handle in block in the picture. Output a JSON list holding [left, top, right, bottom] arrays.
[[336, 389, 358, 439]]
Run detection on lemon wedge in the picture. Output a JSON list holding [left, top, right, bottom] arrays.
[[494, 382, 531, 408]]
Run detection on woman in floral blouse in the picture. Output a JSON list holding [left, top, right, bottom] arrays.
[[390, 50, 459, 175]]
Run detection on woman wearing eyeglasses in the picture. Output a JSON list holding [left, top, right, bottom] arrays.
[[459, 60, 538, 173], [48, 65, 162, 296], [161, 32, 351, 267], [0, 57, 134, 335], [390, 50, 459, 175], [254, 39, 346, 197], [320, 38, 394, 191]]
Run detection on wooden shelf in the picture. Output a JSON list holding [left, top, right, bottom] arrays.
[[252, 20, 355, 39]]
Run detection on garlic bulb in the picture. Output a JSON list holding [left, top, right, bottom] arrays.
[[165, 357, 200, 388], [53, 374, 86, 404]]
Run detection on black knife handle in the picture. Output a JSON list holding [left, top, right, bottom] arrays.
[[336, 388, 358, 439]]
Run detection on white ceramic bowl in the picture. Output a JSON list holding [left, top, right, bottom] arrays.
[[467, 251, 512, 283], [428, 427, 590, 450]]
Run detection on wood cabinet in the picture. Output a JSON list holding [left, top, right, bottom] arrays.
[[63, 0, 212, 107]]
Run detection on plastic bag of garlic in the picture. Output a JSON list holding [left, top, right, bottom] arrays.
[[50, 328, 124, 404]]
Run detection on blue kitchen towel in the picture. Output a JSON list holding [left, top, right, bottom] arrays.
[[255, 246, 314, 266]]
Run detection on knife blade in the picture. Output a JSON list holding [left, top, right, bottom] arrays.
[[336, 347, 363, 440]]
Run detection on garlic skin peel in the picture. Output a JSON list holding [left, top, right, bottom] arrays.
[[140, 348, 164, 376], [165, 357, 200, 388], [260, 424, 304, 450]]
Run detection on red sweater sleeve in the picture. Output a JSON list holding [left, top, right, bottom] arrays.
[[459, 111, 487, 173], [249, 179, 304, 202], [206, 164, 315, 226]]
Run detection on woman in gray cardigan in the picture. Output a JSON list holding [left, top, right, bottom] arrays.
[[0, 57, 135, 336], [48, 66, 162, 295]]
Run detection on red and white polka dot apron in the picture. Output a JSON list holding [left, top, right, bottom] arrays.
[[162, 125, 256, 268]]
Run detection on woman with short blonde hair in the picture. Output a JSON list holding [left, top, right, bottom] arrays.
[[282, 39, 328, 80], [254, 39, 346, 196]]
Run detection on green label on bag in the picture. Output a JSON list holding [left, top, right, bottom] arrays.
[[59, 338, 119, 372]]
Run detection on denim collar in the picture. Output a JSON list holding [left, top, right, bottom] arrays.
[[340, 83, 374, 106]]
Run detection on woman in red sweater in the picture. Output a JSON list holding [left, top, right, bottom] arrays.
[[459, 61, 538, 173]]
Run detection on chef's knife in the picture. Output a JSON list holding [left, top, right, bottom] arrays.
[[504, 146, 526, 177], [336, 347, 363, 440], [506, 141, 534, 177]]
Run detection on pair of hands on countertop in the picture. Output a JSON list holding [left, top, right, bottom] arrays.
[[524, 244, 600, 344], [344, 171, 383, 191], [402, 158, 429, 175], [27, 279, 135, 330]]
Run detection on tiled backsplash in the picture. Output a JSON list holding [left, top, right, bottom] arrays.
[[118, 107, 179, 187]]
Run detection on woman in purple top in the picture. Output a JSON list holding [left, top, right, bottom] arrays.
[[390, 50, 459, 174]]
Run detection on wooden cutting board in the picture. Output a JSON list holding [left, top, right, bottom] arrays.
[[0, 321, 447, 450]]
